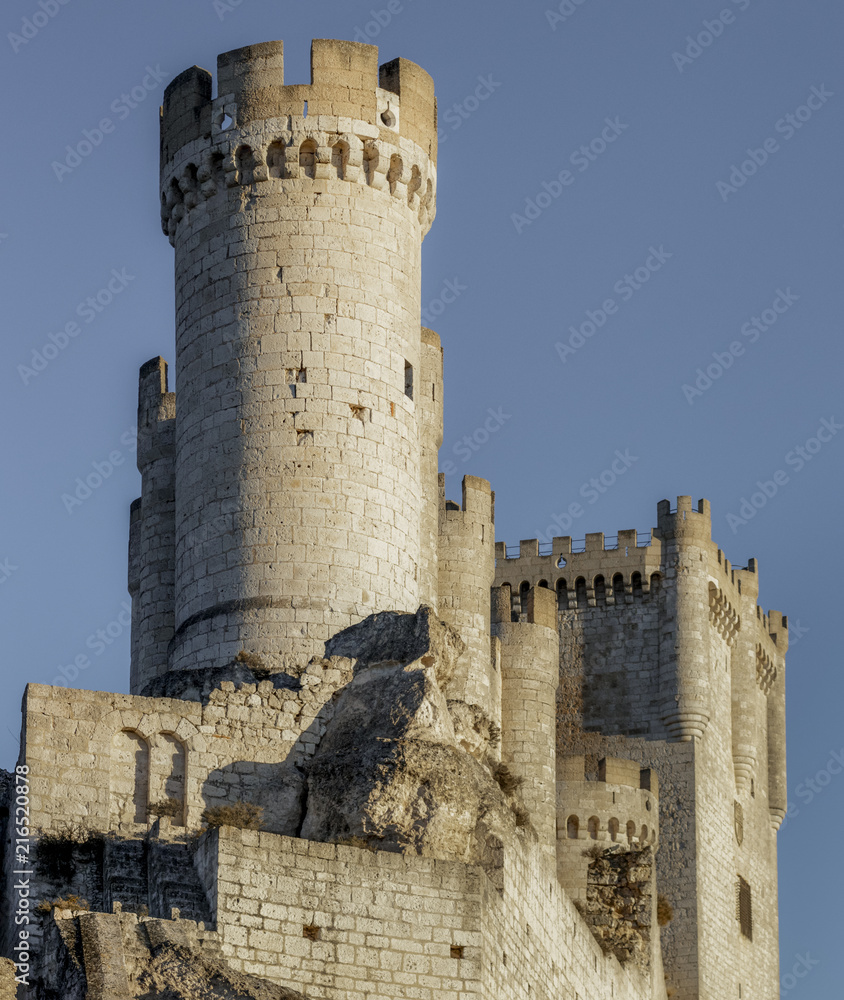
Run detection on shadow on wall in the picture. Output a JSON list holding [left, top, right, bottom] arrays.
[[201, 760, 305, 837]]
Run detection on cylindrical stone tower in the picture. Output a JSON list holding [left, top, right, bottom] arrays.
[[766, 610, 788, 829], [494, 585, 560, 857], [732, 559, 760, 792], [156, 39, 438, 676], [129, 358, 176, 692], [656, 497, 713, 741]]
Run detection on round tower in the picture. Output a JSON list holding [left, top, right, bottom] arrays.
[[158, 40, 439, 675], [656, 496, 713, 741]]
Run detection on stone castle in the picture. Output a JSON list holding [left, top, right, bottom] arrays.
[[0, 38, 787, 1000]]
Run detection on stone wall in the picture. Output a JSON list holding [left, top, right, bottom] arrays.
[[202, 826, 659, 1000]]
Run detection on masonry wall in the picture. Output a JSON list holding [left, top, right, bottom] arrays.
[[203, 826, 658, 1000], [17, 667, 354, 843]]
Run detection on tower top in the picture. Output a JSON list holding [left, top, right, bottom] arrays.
[[160, 38, 438, 171]]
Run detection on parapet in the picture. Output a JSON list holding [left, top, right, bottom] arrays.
[[137, 356, 175, 471], [655, 496, 712, 541], [160, 38, 438, 170], [556, 755, 659, 904]]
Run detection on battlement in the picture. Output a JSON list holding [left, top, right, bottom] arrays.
[[655, 495, 712, 540], [159, 39, 438, 242], [495, 525, 663, 614]]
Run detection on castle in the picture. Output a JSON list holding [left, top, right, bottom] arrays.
[[0, 38, 787, 1000]]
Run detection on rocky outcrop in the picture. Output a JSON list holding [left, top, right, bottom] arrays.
[[35, 910, 310, 1000], [301, 607, 513, 867]]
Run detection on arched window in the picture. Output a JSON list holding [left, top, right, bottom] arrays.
[[556, 578, 568, 610], [151, 733, 187, 827], [387, 153, 403, 193], [608, 818, 620, 842], [566, 815, 579, 839], [235, 145, 254, 185], [299, 139, 317, 180], [575, 577, 587, 608], [267, 140, 286, 178], [650, 572, 661, 595], [110, 730, 149, 826], [631, 571, 643, 598], [519, 581, 530, 615], [407, 164, 422, 204], [594, 575, 606, 606], [612, 573, 624, 601], [363, 141, 378, 186], [332, 140, 350, 180], [588, 816, 599, 840]]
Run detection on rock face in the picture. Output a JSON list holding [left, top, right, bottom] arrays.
[[301, 608, 513, 867], [35, 909, 310, 1000], [576, 846, 654, 970]]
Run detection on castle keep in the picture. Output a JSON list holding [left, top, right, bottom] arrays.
[[2, 38, 787, 1000]]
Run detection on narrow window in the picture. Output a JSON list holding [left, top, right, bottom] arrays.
[[612, 573, 624, 600], [737, 876, 753, 940], [556, 578, 568, 610], [575, 577, 587, 608], [594, 575, 606, 606], [404, 361, 413, 399], [299, 139, 317, 180]]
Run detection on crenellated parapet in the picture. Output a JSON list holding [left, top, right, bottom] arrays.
[[495, 530, 663, 614], [159, 40, 438, 244], [555, 755, 659, 902]]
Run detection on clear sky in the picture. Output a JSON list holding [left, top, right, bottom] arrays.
[[0, 0, 841, 993]]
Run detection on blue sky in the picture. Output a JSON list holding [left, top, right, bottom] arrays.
[[0, 0, 841, 993]]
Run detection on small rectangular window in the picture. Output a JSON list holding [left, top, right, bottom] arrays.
[[404, 361, 413, 399], [737, 876, 752, 940]]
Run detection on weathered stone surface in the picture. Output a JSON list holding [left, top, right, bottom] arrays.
[[0, 958, 18, 1000], [36, 911, 310, 1000], [576, 846, 654, 970], [302, 608, 512, 863]]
